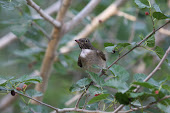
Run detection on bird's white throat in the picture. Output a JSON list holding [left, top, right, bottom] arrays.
[[80, 49, 93, 58]]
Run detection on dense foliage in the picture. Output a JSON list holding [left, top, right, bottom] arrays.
[[0, 0, 170, 112]]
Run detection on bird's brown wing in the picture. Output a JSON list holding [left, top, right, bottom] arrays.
[[97, 50, 106, 61], [78, 56, 82, 67]]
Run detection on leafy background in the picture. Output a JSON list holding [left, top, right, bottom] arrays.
[[0, 0, 170, 112]]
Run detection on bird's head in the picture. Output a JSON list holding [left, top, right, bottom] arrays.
[[75, 38, 94, 49]]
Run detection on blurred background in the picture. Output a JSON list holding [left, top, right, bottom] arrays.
[[0, 0, 170, 112]]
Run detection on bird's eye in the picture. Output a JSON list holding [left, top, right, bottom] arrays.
[[85, 39, 88, 42]]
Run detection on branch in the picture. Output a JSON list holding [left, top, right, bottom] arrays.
[[60, 0, 129, 54], [32, 0, 71, 103], [26, 0, 61, 28], [32, 1, 61, 19], [63, 0, 101, 33], [0, 33, 17, 49], [116, 11, 136, 21], [123, 95, 170, 113], [16, 91, 113, 113]]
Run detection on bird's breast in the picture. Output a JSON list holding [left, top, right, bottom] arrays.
[[80, 49, 93, 58], [80, 49, 106, 72]]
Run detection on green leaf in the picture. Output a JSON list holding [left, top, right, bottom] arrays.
[[157, 103, 170, 113], [26, 89, 43, 97], [129, 92, 144, 98], [0, 76, 14, 86], [162, 85, 170, 93], [76, 78, 92, 87], [0, 78, 7, 86], [153, 4, 162, 12], [147, 35, 155, 47], [69, 84, 83, 92], [155, 46, 164, 59], [109, 65, 129, 82], [139, 34, 144, 40], [117, 43, 131, 48], [104, 78, 129, 93], [105, 46, 116, 53], [70, 82, 88, 92], [87, 72, 104, 86], [133, 81, 156, 89], [115, 92, 130, 105], [13, 75, 42, 84], [153, 12, 168, 20], [134, 0, 150, 8], [129, 92, 154, 101], [88, 94, 109, 104], [89, 86, 104, 95], [104, 43, 114, 47], [133, 73, 159, 86]]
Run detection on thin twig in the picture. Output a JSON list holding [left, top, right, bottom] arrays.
[[26, 0, 61, 28], [75, 82, 93, 108], [83, 94, 90, 109], [16, 91, 59, 111]]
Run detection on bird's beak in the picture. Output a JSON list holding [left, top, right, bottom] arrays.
[[75, 40, 80, 43]]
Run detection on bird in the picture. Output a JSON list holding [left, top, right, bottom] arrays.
[[75, 38, 106, 73]]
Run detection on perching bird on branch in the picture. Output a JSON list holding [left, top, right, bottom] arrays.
[[75, 38, 106, 73]]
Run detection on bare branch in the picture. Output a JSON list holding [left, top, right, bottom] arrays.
[[63, 0, 101, 33], [0, 33, 17, 49], [33, 1, 61, 19], [32, 0, 71, 103], [116, 11, 136, 21], [60, 0, 128, 54], [26, 0, 61, 28], [122, 95, 170, 113]]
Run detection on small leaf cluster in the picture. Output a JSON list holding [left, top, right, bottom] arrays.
[[0, 75, 42, 97], [135, 0, 169, 20]]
